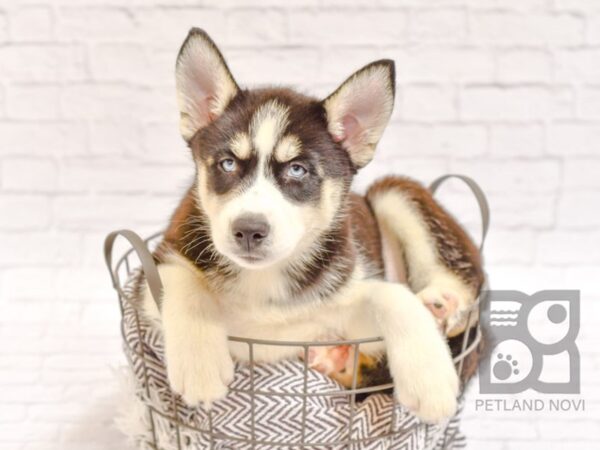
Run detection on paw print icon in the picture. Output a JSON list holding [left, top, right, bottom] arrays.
[[479, 290, 580, 394], [494, 353, 520, 380]]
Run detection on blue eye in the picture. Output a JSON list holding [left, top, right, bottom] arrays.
[[288, 163, 308, 178], [220, 158, 236, 172]]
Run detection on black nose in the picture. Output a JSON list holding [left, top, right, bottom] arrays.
[[232, 214, 270, 252]]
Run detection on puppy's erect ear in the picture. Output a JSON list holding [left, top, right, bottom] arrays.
[[323, 60, 395, 168], [176, 28, 239, 142]]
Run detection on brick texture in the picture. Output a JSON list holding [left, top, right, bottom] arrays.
[[0, 1, 599, 449]]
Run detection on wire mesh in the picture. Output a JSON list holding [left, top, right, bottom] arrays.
[[108, 232, 482, 450]]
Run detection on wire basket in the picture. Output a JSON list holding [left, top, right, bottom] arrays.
[[104, 175, 488, 450]]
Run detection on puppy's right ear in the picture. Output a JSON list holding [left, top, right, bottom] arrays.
[[176, 28, 239, 142]]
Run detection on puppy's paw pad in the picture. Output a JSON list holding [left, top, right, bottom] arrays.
[[417, 286, 459, 323]]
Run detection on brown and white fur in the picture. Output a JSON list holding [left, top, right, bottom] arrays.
[[141, 29, 484, 424]]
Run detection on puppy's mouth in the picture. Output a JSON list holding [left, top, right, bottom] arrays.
[[230, 250, 273, 269], [238, 254, 265, 263]]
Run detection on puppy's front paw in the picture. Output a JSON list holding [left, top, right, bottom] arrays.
[[389, 330, 459, 423], [394, 359, 459, 423], [166, 339, 234, 408]]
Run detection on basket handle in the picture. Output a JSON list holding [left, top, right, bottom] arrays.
[[104, 229, 163, 311], [429, 174, 490, 252]]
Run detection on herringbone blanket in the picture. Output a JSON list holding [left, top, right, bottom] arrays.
[[120, 271, 466, 450]]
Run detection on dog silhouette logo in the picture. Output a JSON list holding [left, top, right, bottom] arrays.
[[479, 290, 580, 394]]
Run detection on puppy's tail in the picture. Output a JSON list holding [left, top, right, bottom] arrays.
[[365, 175, 484, 294]]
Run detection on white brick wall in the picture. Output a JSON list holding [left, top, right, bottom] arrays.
[[0, 0, 599, 448]]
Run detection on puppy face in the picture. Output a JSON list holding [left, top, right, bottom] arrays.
[[175, 29, 395, 269], [193, 92, 352, 268]]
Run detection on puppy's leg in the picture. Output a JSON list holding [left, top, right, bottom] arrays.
[[367, 176, 484, 336], [344, 279, 459, 423], [142, 252, 233, 407]]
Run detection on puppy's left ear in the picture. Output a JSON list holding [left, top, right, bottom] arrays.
[[323, 60, 395, 168]]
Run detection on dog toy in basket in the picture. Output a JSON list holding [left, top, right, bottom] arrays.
[[104, 28, 489, 449]]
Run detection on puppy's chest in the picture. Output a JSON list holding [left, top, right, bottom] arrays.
[[221, 288, 347, 340], [223, 299, 350, 362], [219, 264, 368, 362]]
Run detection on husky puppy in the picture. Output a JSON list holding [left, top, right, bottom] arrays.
[[142, 28, 484, 423]]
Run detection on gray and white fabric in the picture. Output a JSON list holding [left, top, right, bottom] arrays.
[[120, 270, 466, 450]]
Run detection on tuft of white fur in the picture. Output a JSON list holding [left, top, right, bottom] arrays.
[[112, 366, 153, 448], [250, 99, 290, 158], [274, 134, 302, 162], [113, 366, 188, 450], [229, 132, 252, 160]]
